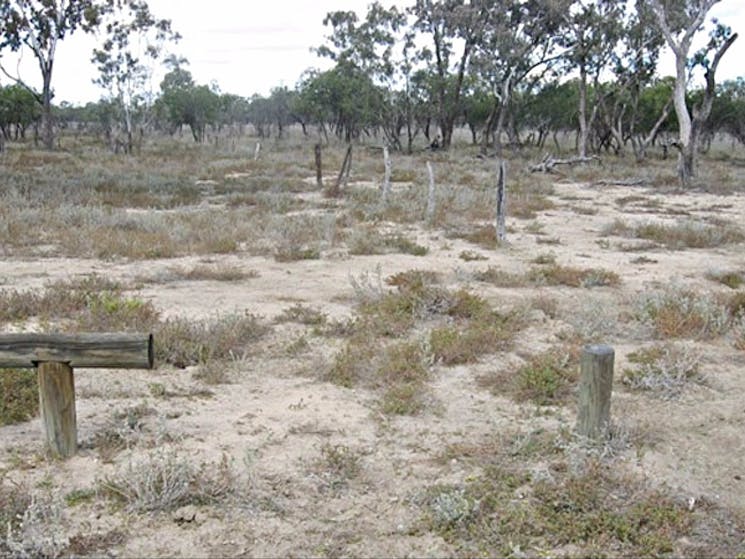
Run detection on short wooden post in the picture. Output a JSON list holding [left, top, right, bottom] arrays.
[[254, 141, 261, 161], [426, 161, 436, 226], [0, 333, 153, 458], [495, 160, 507, 243], [38, 361, 77, 458], [576, 344, 614, 440], [314, 143, 323, 189]]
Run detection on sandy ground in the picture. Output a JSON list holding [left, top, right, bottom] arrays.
[[1, 177, 745, 557]]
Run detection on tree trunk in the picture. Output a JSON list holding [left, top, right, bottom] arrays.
[[679, 143, 695, 187], [41, 70, 54, 150], [577, 65, 588, 158]]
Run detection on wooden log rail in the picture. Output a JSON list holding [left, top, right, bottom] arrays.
[[0, 333, 154, 458]]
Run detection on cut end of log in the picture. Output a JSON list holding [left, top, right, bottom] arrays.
[[583, 344, 614, 358]]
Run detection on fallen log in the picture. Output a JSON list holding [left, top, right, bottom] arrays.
[[592, 178, 648, 187], [529, 154, 602, 173]]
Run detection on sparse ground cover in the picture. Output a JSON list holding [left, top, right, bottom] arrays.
[[1, 132, 745, 557]]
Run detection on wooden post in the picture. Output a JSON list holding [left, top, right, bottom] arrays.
[[381, 146, 392, 205], [254, 141, 261, 161], [576, 344, 614, 440], [38, 361, 77, 458], [314, 143, 323, 189], [0, 333, 153, 458], [327, 144, 353, 198], [495, 159, 507, 243], [426, 161, 436, 226]]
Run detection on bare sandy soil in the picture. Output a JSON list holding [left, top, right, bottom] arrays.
[[2, 174, 745, 557]]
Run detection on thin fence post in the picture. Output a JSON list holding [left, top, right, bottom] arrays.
[[426, 161, 436, 226], [495, 159, 507, 243], [381, 146, 392, 206], [254, 141, 261, 161], [327, 144, 353, 198], [576, 344, 615, 440], [314, 143, 323, 189]]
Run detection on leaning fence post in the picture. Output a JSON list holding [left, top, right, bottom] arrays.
[[576, 344, 614, 440]]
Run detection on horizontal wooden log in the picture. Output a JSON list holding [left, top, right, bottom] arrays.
[[0, 333, 153, 369]]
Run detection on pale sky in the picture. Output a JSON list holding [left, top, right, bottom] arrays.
[[1, 0, 744, 105]]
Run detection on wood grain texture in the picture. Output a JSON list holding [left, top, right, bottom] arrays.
[[38, 361, 77, 457], [576, 344, 615, 440], [0, 333, 153, 369]]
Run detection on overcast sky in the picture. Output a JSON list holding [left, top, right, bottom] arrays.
[[1, 0, 744, 105]]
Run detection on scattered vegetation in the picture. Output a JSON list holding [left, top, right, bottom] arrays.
[[0, 369, 38, 426], [458, 250, 488, 262], [624, 344, 703, 398], [158, 264, 257, 282], [513, 350, 578, 405], [527, 264, 620, 288], [100, 449, 235, 512], [423, 454, 690, 557], [602, 218, 744, 249], [474, 264, 620, 288], [706, 269, 744, 289], [636, 286, 731, 339], [313, 443, 363, 493], [275, 303, 327, 325], [479, 349, 578, 406], [155, 312, 269, 368]]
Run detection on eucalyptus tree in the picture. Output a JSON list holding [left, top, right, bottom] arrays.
[[91, 0, 178, 154], [561, 0, 625, 157], [157, 59, 220, 143], [0, 0, 169, 150], [0, 0, 105, 148], [521, 80, 578, 149], [709, 78, 745, 146], [604, 0, 668, 161], [296, 63, 384, 142], [469, 0, 569, 156], [0, 82, 40, 141], [216, 93, 250, 135], [316, 2, 419, 150], [649, 0, 738, 185], [410, 0, 491, 149]]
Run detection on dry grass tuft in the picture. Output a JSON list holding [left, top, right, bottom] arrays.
[[636, 287, 731, 339], [623, 344, 703, 398], [155, 313, 269, 368], [100, 449, 236, 512], [602, 218, 744, 249]]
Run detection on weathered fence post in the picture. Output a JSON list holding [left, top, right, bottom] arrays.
[[254, 141, 261, 161], [426, 161, 436, 226], [314, 143, 323, 189], [576, 344, 614, 440], [495, 159, 507, 243], [381, 146, 392, 206], [327, 144, 353, 198], [38, 361, 77, 458], [0, 333, 154, 458]]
